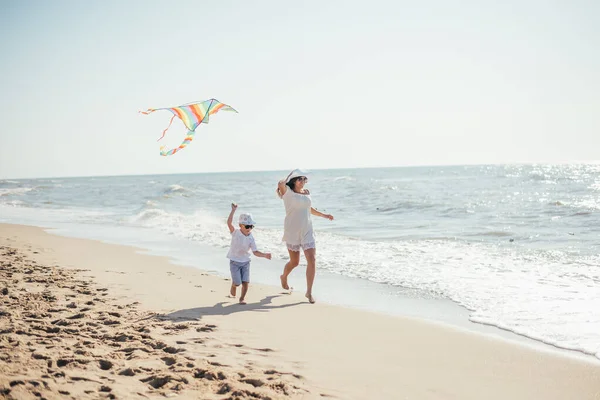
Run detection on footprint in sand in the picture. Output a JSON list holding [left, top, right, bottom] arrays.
[[161, 356, 177, 366], [196, 324, 217, 333], [255, 347, 275, 353], [163, 346, 185, 354], [241, 378, 265, 387], [217, 383, 232, 394], [193, 369, 226, 380], [207, 360, 228, 367], [98, 360, 113, 370], [118, 368, 136, 376], [163, 323, 190, 331], [140, 374, 183, 389]]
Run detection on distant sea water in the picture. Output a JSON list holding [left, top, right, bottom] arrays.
[[1, 164, 599, 359]]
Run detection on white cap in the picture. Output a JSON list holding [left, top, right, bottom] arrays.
[[238, 213, 256, 225], [285, 168, 309, 183]]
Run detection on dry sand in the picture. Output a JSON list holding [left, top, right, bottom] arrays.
[[1, 223, 599, 399]]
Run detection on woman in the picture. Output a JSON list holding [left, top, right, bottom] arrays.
[[277, 169, 334, 303]]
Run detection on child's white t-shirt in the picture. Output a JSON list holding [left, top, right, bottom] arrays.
[[226, 229, 257, 263]]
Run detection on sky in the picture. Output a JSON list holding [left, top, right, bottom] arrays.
[[0, 0, 599, 179]]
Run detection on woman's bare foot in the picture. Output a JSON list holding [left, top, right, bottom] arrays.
[[305, 293, 315, 304], [230, 285, 237, 297], [239, 298, 247, 305], [280, 274, 290, 290]]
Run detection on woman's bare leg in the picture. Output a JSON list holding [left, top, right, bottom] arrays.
[[280, 249, 300, 290], [303, 247, 316, 303]]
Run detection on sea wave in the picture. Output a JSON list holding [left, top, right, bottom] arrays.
[[0, 187, 33, 196], [375, 201, 436, 213], [163, 184, 191, 196], [333, 176, 356, 182]]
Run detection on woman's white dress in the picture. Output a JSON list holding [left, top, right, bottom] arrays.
[[282, 188, 315, 251]]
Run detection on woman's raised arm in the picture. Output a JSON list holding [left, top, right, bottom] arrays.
[[276, 170, 295, 198], [276, 180, 287, 198]]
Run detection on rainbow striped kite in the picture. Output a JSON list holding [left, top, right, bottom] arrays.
[[140, 99, 238, 156]]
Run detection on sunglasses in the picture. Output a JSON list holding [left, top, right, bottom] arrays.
[[296, 177, 308, 182], [244, 225, 254, 229]]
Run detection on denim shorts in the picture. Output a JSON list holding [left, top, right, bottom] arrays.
[[229, 260, 250, 285]]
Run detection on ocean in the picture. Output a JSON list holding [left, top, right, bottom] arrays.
[[1, 164, 599, 359]]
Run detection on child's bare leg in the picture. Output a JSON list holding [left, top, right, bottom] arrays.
[[280, 249, 300, 290], [239, 282, 249, 304], [230, 284, 237, 297]]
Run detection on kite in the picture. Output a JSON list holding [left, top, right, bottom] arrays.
[[139, 99, 237, 156]]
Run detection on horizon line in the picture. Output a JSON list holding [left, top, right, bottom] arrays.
[[3, 160, 600, 181]]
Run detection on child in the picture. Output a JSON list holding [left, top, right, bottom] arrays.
[[226, 203, 271, 304]]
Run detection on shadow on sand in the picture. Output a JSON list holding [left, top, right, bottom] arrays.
[[157, 295, 306, 322]]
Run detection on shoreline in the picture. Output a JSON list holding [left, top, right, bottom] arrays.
[[1, 223, 600, 399], [5, 219, 599, 364]]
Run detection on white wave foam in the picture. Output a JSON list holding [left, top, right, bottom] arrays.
[[309, 233, 600, 359], [0, 200, 25, 207], [573, 198, 600, 211], [333, 176, 356, 182], [0, 203, 118, 225], [0, 187, 33, 196], [548, 201, 565, 206], [161, 184, 194, 198], [128, 208, 231, 249], [165, 184, 188, 193], [126, 207, 291, 261]]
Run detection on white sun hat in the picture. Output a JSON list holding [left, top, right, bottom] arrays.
[[285, 168, 310, 183], [238, 213, 256, 225]]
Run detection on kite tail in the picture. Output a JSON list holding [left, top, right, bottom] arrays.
[[157, 115, 176, 142], [138, 109, 175, 141], [159, 130, 196, 156]]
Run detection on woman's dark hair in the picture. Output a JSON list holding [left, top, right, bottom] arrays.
[[286, 177, 302, 190]]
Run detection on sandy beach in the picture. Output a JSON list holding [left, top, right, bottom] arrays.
[[1, 223, 599, 399]]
